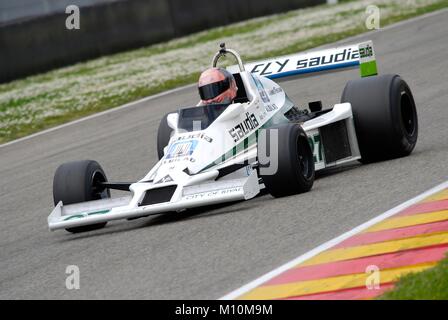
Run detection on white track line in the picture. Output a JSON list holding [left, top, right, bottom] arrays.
[[1, 8, 447, 149], [220, 180, 448, 300]]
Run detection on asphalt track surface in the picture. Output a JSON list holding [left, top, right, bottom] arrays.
[[1, 10, 448, 299]]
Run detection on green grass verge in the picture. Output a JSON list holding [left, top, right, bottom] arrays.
[[0, 0, 447, 144], [379, 254, 448, 300]]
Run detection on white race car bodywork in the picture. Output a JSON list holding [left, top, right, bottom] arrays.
[[48, 42, 371, 231]]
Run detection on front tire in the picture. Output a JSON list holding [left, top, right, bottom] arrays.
[[258, 123, 315, 197], [341, 74, 418, 163], [53, 160, 110, 233]]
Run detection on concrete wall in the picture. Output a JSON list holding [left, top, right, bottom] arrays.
[[0, 0, 325, 83], [0, 0, 119, 25]]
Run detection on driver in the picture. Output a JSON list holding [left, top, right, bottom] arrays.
[[197, 68, 238, 106]]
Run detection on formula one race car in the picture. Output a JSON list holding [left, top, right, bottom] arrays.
[[48, 41, 418, 233]]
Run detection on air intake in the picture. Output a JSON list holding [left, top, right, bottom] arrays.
[[139, 186, 177, 206]]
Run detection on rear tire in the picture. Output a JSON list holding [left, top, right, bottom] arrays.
[[53, 160, 110, 233], [341, 74, 418, 163], [258, 123, 315, 197], [157, 113, 174, 160]]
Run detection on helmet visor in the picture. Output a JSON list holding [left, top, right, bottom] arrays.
[[198, 78, 230, 100]]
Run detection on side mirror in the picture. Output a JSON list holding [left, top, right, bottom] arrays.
[[167, 113, 179, 130], [219, 103, 244, 121]]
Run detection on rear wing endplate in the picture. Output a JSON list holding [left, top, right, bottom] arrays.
[[228, 40, 377, 79]]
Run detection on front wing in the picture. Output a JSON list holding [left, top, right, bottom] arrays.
[[48, 169, 260, 231]]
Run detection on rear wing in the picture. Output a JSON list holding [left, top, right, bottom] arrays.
[[227, 41, 377, 79]]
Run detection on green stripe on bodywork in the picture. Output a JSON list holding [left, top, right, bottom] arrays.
[[64, 214, 85, 221], [200, 109, 291, 172], [87, 209, 110, 216], [201, 131, 258, 171], [360, 60, 378, 77], [63, 209, 110, 221]]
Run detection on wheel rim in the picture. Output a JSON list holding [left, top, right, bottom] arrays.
[[297, 136, 313, 180], [400, 91, 417, 137], [91, 170, 109, 200]]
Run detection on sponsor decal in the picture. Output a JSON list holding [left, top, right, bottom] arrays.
[[359, 41, 378, 77], [177, 133, 213, 143], [154, 175, 173, 184], [228, 112, 259, 143], [251, 74, 270, 103], [183, 187, 242, 201], [251, 59, 290, 76], [265, 103, 278, 113], [162, 156, 191, 164], [166, 140, 198, 159], [268, 87, 283, 95], [359, 44, 374, 59], [296, 48, 359, 70], [249, 47, 359, 76]]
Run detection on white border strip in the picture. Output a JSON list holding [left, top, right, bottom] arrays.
[[0, 84, 195, 149], [220, 180, 448, 300], [1, 8, 447, 149]]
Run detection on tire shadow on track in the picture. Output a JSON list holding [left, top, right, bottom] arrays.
[[315, 162, 362, 179], [140, 200, 258, 227], [57, 198, 264, 241]]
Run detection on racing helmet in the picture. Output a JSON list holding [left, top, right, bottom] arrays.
[[198, 68, 237, 104]]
